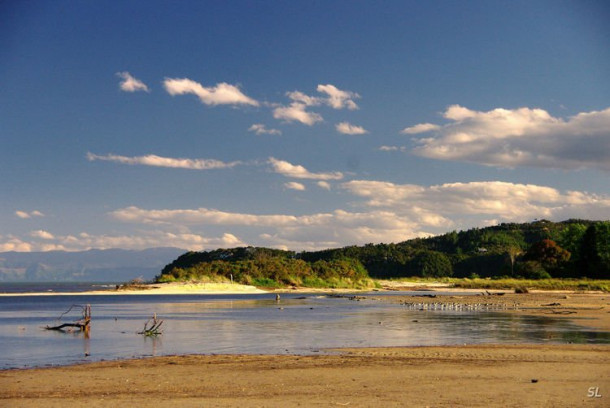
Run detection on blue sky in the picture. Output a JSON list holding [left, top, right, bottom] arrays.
[[1, 0, 609, 252]]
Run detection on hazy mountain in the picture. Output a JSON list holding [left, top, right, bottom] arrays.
[[0, 247, 185, 282]]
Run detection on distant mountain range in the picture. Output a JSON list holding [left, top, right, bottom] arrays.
[[0, 247, 185, 282]]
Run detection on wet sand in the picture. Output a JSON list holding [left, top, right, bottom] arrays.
[[1, 344, 608, 407], [1, 291, 608, 407]]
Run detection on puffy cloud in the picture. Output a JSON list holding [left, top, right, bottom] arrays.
[[268, 157, 343, 180], [30, 230, 55, 240], [336, 122, 368, 135], [0, 230, 245, 252], [109, 206, 421, 250], [100, 177, 610, 251], [316, 84, 359, 110], [163, 78, 259, 106], [407, 105, 610, 170], [15, 210, 44, 219], [87, 152, 241, 170], [401, 123, 440, 134], [317, 181, 331, 190], [341, 179, 610, 223], [272, 84, 360, 126], [248, 123, 282, 135], [116, 72, 150, 92], [0, 236, 33, 252], [284, 182, 306, 191], [286, 90, 322, 106], [272, 103, 323, 125]]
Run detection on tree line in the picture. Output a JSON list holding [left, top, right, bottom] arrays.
[[157, 220, 610, 284]]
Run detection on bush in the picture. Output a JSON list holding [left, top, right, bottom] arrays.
[[516, 261, 551, 280], [410, 250, 453, 277]]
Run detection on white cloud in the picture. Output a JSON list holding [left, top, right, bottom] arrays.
[[109, 206, 420, 250], [317, 181, 331, 190], [284, 182, 306, 191], [287, 90, 322, 106], [272, 103, 323, 125], [336, 122, 368, 135], [0, 230, 246, 252], [116, 72, 150, 92], [97, 177, 610, 251], [87, 152, 241, 170], [0, 236, 33, 252], [408, 105, 610, 170], [341, 179, 610, 223], [15, 210, 44, 219], [401, 123, 440, 134], [272, 84, 360, 126], [379, 145, 407, 152], [163, 77, 259, 106], [248, 123, 282, 135], [30, 230, 55, 240], [268, 157, 343, 180], [317, 84, 359, 110]]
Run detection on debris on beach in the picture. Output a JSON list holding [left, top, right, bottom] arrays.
[[138, 313, 163, 336], [45, 304, 91, 337]]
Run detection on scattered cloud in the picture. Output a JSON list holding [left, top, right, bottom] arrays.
[[341, 179, 610, 223], [317, 84, 359, 110], [284, 182, 306, 191], [317, 181, 331, 190], [87, 152, 241, 170], [336, 122, 368, 135], [248, 123, 282, 135], [68, 178, 609, 252], [272, 84, 360, 126], [108, 206, 420, 250], [268, 157, 343, 180], [379, 145, 407, 152], [0, 236, 33, 252], [272, 102, 323, 125], [30, 230, 55, 240], [163, 77, 259, 106], [286, 90, 321, 107], [0, 230, 245, 252], [15, 210, 44, 219], [407, 105, 610, 170], [116, 71, 150, 92], [401, 123, 440, 134]]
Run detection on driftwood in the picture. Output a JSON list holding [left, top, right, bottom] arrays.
[[138, 313, 163, 336], [45, 304, 91, 337]]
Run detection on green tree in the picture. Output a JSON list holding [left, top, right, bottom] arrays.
[[410, 250, 453, 277], [579, 223, 610, 279]]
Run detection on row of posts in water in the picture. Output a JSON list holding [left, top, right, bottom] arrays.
[[399, 301, 520, 311]]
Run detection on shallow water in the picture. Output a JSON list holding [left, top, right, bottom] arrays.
[[0, 292, 608, 369]]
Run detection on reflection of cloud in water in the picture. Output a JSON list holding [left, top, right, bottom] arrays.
[[0, 294, 608, 369]]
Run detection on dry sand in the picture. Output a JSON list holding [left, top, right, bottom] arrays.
[[1, 344, 608, 407], [1, 290, 608, 407], [0, 282, 267, 297]]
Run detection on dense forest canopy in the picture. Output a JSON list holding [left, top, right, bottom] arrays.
[[157, 220, 610, 286]]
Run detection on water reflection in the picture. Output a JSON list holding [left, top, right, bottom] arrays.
[[0, 294, 608, 369]]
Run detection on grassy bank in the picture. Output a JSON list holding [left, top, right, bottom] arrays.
[[388, 277, 610, 292]]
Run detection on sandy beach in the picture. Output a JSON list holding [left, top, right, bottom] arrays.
[[1, 289, 608, 407], [0, 282, 268, 296], [1, 344, 608, 407]]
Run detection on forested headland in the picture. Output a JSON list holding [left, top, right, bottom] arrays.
[[156, 220, 610, 289]]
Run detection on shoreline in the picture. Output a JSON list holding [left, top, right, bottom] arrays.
[[0, 282, 268, 296], [2, 344, 608, 407], [1, 289, 608, 406]]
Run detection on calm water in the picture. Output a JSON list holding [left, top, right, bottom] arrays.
[[0, 285, 608, 369]]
